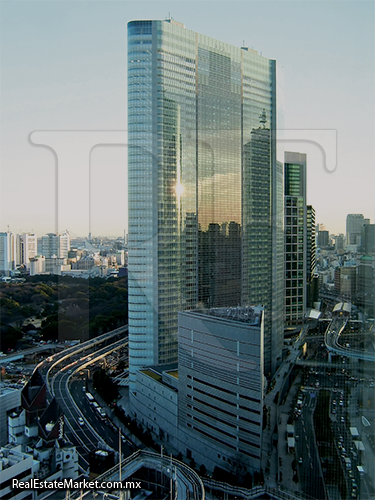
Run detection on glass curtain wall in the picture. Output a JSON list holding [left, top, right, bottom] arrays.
[[128, 19, 284, 381]]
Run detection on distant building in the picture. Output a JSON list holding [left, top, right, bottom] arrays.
[[61, 266, 108, 279], [29, 256, 46, 276], [72, 256, 95, 270], [0, 231, 16, 272], [284, 152, 307, 324], [306, 206, 318, 307], [45, 257, 70, 275], [317, 230, 329, 248], [334, 234, 345, 253], [306, 207, 316, 280], [357, 255, 374, 316], [342, 268, 357, 298], [16, 233, 37, 268], [362, 224, 375, 255], [115, 250, 125, 266], [339, 266, 357, 299], [334, 267, 341, 294], [346, 214, 368, 247], [40, 232, 70, 259]]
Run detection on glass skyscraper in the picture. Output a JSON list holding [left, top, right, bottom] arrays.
[[306, 205, 317, 308], [127, 19, 284, 385], [284, 152, 307, 325]]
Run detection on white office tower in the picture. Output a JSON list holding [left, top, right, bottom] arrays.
[[41, 232, 70, 259], [29, 256, 46, 276], [0, 231, 16, 272], [16, 233, 37, 268]]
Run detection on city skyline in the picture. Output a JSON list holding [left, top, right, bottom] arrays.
[[1, 1, 374, 237], [1, 221, 374, 240]]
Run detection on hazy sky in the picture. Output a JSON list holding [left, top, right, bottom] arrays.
[[1, 0, 374, 237]]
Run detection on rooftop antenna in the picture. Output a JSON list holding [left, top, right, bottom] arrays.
[[243, 40, 245, 46]]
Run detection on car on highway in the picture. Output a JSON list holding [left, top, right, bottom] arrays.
[[78, 417, 84, 426]]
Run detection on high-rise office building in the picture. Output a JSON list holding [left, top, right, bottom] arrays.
[[284, 152, 307, 324], [0, 231, 16, 272], [334, 264, 358, 300], [306, 206, 316, 280], [334, 234, 345, 253], [306, 205, 318, 307], [127, 19, 284, 385], [41, 232, 70, 259], [357, 255, 374, 316], [317, 230, 329, 248], [16, 233, 37, 268], [346, 214, 368, 247], [362, 224, 375, 255], [29, 255, 46, 276]]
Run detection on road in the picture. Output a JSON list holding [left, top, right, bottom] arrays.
[[325, 314, 375, 362], [295, 389, 325, 499], [1, 326, 128, 365], [38, 326, 131, 471], [0, 343, 61, 363]]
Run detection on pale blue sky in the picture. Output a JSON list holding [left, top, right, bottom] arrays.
[[1, 0, 374, 236]]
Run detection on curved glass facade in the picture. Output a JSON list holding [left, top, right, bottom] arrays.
[[128, 20, 284, 384]]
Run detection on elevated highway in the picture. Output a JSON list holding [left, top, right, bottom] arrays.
[[49, 336, 129, 466], [0, 344, 60, 364], [1, 325, 127, 365], [324, 304, 375, 362], [37, 326, 129, 470]]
